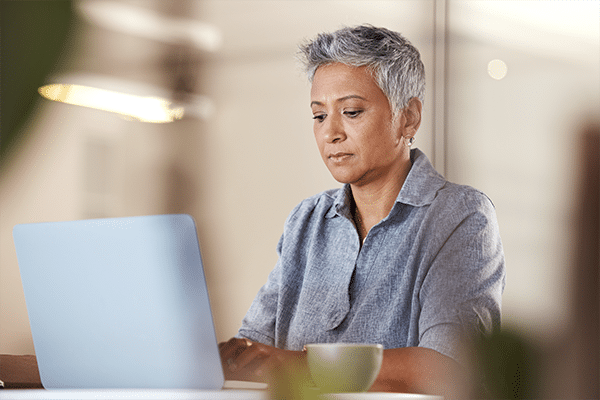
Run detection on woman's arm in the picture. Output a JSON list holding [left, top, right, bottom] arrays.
[[220, 338, 467, 398], [372, 347, 468, 398]]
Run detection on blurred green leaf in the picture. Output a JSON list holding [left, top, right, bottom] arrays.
[[1, 0, 74, 169]]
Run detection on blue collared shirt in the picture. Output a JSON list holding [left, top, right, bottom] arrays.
[[239, 149, 505, 363]]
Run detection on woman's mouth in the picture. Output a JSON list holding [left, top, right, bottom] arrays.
[[329, 152, 353, 162]]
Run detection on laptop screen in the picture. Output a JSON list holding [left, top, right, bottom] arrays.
[[13, 214, 224, 389]]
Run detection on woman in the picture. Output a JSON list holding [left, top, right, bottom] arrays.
[[219, 25, 505, 396]]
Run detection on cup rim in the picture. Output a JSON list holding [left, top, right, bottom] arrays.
[[304, 343, 383, 349]]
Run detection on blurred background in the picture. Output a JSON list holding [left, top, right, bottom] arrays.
[[1, 0, 599, 394]]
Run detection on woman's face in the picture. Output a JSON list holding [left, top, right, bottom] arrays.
[[310, 63, 411, 187]]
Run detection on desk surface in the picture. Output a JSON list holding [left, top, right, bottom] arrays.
[[0, 389, 269, 399], [0, 355, 441, 400], [0, 390, 441, 400], [0, 355, 42, 389]]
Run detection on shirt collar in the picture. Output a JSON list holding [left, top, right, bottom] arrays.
[[326, 184, 353, 219], [396, 148, 446, 207], [325, 148, 446, 218]]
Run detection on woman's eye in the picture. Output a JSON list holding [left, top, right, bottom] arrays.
[[344, 110, 362, 118], [312, 114, 326, 122]]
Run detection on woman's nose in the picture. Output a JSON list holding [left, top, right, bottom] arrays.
[[323, 114, 345, 143]]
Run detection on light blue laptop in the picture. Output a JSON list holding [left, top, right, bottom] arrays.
[[12, 214, 225, 390]]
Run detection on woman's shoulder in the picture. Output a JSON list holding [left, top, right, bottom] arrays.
[[285, 188, 342, 224], [433, 181, 497, 217], [291, 188, 340, 213]]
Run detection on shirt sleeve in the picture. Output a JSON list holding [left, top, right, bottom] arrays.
[[417, 190, 506, 364]]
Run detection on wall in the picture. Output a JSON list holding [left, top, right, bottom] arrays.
[[1, 0, 598, 356], [445, 0, 600, 344], [0, 0, 436, 353]]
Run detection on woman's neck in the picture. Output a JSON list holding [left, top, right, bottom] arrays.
[[351, 160, 412, 243]]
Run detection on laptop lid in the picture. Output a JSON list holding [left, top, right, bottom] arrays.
[[12, 214, 224, 389]]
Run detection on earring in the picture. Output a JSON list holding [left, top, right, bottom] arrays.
[[405, 137, 415, 146]]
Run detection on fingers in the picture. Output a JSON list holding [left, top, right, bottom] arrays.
[[219, 338, 258, 370], [219, 337, 278, 381], [229, 341, 268, 374], [219, 337, 308, 383], [219, 337, 249, 364]]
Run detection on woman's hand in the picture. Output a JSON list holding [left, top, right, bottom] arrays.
[[219, 337, 306, 382]]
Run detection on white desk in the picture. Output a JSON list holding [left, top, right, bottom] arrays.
[[0, 389, 268, 399], [0, 390, 442, 400]]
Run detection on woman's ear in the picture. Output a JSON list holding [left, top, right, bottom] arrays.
[[403, 97, 422, 136]]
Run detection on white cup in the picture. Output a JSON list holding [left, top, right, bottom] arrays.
[[305, 343, 384, 393]]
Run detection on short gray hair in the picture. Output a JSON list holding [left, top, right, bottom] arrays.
[[298, 25, 425, 116]]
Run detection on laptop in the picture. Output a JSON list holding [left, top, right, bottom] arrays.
[[11, 214, 250, 393]]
